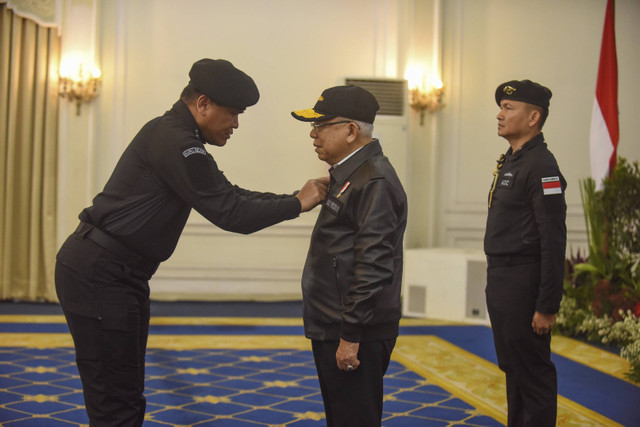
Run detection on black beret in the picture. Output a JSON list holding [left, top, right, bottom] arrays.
[[495, 79, 552, 110], [291, 85, 380, 124], [188, 59, 259, 109]]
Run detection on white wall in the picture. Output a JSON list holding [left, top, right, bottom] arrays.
[[90, 0, 414, 300], [57, 0, 640, 301], [435, 0, 640, 253]]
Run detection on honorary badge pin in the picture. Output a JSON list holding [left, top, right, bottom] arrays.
[[336, 182, 351, 199]]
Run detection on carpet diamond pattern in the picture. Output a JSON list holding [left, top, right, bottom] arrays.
[[0, 346, 502, 426]]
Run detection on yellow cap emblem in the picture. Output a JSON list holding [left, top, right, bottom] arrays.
[[292, 108, 325, 119], [503, 85, 516, 95], [317, 95, 324, 102]]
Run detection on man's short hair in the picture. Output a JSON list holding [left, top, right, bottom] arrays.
[[530, 104, 549, 130], [353, 120, 373, 137], [180, 85, 202, 103]]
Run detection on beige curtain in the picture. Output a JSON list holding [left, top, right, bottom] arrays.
[[0, 4, 60, 301]]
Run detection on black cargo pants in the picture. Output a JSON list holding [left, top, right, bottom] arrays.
[[486, 260, 557, 427], [55, 227, 155, 427]]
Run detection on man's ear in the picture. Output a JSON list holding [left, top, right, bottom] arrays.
[[346, 122, 359, 143], [528, 109, 541, 129], [195, 95, 210, 115]]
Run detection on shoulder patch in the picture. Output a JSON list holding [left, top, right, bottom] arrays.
[[542, 176, 562, 195], [182, 146, 207, 158]]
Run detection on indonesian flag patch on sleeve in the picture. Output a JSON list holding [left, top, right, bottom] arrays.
[[542, 176, 562, 195]]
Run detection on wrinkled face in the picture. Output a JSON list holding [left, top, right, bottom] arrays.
[[197, 101, 243, 146], [496, 99, 535, 141], [309, 119, 355, 165]]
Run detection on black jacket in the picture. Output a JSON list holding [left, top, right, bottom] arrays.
[[301, 140, 407, 342], [484, 133, 567, 313], [80, 100, 301, 262]]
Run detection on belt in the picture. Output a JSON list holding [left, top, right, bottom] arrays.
[[486, 254, 540, 267], [74, 222, 159, 276]]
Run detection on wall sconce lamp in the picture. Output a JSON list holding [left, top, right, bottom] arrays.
[[59, 62, 102, 116], [408, 79, 445, 125]]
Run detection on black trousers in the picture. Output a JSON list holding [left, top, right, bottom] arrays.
[[311, 338, 396, 427], [486, 262, 557, 427], [55, 232, 152, 427]]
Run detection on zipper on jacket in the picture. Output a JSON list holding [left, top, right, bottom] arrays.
[[331, 256, 345, 309]]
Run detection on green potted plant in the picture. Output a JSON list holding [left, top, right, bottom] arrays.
[[556, 158, 640, 382]]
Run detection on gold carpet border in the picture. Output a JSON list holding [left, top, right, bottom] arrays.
[[395, 335, 622, 427], [0, 315, 455, 326], [392, 343, 506, 424], [2, 333, 74, 348], [147, 334, 311, 350], [0, 315, 631, 383], [0, 315, 66, 323], [551, 335, 632, 383]]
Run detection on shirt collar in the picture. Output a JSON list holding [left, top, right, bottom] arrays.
[[507, 132, 544, 159], [171, 100, 206, 143], [330, 139, 382, 184], [334, 146, 365, 167]]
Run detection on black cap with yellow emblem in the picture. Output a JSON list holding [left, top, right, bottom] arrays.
[[291, 85, 380, 124], [495, 79, 552, 110], [188, 58, 259, 110]]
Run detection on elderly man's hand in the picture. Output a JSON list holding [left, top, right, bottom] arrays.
[[336, 338, 360, 372], [296, 177, 329, 212], [531, 311, 557, 335]]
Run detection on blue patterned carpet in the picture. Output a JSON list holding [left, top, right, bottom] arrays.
[[0, 346, 500, 426], [0, 301, 637, 426]]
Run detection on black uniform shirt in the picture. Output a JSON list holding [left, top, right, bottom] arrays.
[[80, 100, 301, 262], [484, 133, 567, 313]]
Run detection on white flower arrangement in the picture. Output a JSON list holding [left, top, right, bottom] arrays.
[[556, 298, 640, 382]]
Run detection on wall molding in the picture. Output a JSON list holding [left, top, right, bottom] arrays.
[[151, 265, 304, 301], [155, 265, 303, 282], [182, 219, 315, 239], [435, 0, 588, 253]]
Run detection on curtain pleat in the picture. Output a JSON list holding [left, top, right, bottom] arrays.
[[0, 4, 59, 301]]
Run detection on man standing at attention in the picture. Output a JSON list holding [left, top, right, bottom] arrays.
[[291, 85, 407, 427], [55, 58, 328, 426], [484, 79, 567, 427]]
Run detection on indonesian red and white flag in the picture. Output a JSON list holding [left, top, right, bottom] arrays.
[[542, 177, 562, 196], [589, 0, 619, 191]]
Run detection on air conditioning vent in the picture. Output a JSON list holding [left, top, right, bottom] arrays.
[[345, 78, 405, 116]]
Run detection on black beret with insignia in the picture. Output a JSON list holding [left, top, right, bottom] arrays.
[[495, 79, 552, 110], [188, 58, 259, 110]]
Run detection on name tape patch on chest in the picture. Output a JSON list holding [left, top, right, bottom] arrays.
[[498, 171, 515, 189], [182, 147, 207, 158], [324, 196, 343, 216], [542, 176, 562, 195]]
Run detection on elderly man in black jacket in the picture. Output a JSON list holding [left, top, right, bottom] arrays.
[[292, 85, 408, 427]]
